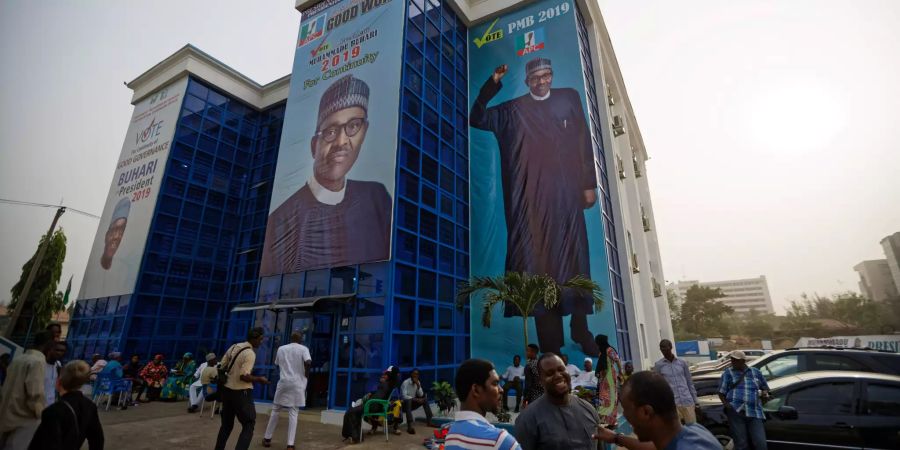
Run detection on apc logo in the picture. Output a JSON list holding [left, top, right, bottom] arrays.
[[299, 14, 326, 47], [149, 88, 168, 106], [516, 28, 545, 56], [473, 18, 503, 48]]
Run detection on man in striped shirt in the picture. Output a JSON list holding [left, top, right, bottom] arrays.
[[718, 351, 770, 450], [445, 359, 521, 450]]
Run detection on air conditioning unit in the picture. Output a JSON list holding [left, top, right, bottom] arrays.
[[612, 115, 625, 137]]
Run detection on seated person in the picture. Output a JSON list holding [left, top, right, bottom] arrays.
[[137, 354, 168, 401], [501, 355, 525, 412], [188, 353, 218, 413], [562, 354, 582, 377], [100, 352, 124, 378], [88, 354, 107, 381], [341, 366, 401, 442], [400, 368, 434, 434], [161, 353, 195, 400], [571, 357, 597, 389]]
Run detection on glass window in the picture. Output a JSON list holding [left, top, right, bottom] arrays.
[[758, 355, 800, 380], [352, 333, 384, 369], [280, 273, 303, 299], [787, 382, 855, 415], [865, 384, 900, 416], [418, 304, 435, 329], [358, 263, 387, 296], [356, 297, 385, 333], [438, 307, 453, 330], [330, 267, 357, 294], [394, 298, 416, 331], [418, 270, 436, 300], [393, 333, 415, 367], [303, 269, 330, 296], [417, 335, 435, 366], [810, 355, 866, 372]]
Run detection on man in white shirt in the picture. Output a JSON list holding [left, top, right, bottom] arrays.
[[654, 339, 699, 424], [188, 353, 216, 413], [263, 332, 311, 449], [571, 358, 597, 389], [501, 355, 525, 412], [43, 341, 66, 407], [400, 368, 434, 434], [562, 354, 582, 378]]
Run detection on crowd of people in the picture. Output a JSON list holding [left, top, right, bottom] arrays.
[[0, 322, 774, 450]]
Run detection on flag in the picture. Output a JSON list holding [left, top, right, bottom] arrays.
[[63, 275, 73, 305]]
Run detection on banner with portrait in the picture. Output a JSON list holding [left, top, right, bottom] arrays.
[[260, 0, 405, 276], [79, 77, 188, 300], [467, 0, 618, 368]]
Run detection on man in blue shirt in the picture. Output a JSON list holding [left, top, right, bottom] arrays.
[[594, 371, 720, 449], [718, 350, 770, 450], [654, 339, 698, 424], [445, 359, 521, 450]]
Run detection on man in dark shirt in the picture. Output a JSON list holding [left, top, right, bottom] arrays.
[[515, 353, 598, 450], [522, 344, 543, 406], [470, 58, 599, 356], [29, 360, 103, 450], [261, 74, 391, 275]]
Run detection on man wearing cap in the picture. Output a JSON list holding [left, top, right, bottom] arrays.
[[718, 351, 770, 450], [100, 197, 130, 270], [188, 353, 217, 413], [261, 74, 391, 276], [470, 58, 599, 356]]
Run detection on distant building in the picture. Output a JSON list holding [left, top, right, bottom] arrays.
[[671, 276, 775, 315], [853, 259, 898, 302], [881, 232, 900, 295]]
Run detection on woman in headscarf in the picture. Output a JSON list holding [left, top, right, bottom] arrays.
[[161, 353, 196, 400], [594, 334, 622, 426], [341, 366, 402, 442], [138, 354, 168, 402]]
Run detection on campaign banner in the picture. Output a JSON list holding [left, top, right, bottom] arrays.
[[467, 0, 617, 368], [796, 335, 900, 353], [260, 0, 404, 276], [79, 77, 188, 300]]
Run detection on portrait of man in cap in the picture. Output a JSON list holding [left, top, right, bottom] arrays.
[[470, 57, 599, 356], [100, 197, 131, 270], [260, 74, 391, 275]]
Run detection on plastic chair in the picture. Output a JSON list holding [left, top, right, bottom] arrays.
[[92, 373, 120, 411], [199, 383, 218, 419], [360, 398, 391, 442]]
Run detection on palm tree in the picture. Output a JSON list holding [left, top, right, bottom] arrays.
[[456, 272, 604, 356]]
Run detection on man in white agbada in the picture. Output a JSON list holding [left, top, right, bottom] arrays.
[[571, 357, 597, 388], [188, 353, 216, 413], [263, 332, 312, 449]]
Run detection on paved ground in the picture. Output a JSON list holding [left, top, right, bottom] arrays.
[[98, 401, 436, 449]]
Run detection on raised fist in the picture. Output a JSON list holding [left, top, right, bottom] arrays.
[[492, 64, 509, 83]]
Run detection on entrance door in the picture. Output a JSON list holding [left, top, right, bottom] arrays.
[[288, 311, 335, 408]]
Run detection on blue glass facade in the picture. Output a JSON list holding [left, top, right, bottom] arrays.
[[69, 76, 284, 367], [69, 0, 631, 410], [575, 4, 631, 362]]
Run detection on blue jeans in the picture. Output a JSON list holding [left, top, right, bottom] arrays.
[[725, 405, 767, 450]]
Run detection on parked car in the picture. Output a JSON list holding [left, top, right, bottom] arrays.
[[691, 347, 900, 397], [712, 349, 769, 360], [697, 371, 900, 449]]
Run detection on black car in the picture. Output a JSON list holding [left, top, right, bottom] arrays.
[[691, 347, 900, 397], [697, 371, 900, 449]]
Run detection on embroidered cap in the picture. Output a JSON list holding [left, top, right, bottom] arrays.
[[525, 58, 552, 77], [110, 197, 131, 222], [317, 74, 369, 128]]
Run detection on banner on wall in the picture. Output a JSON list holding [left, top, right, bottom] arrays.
[[79, 77, 188, 300], [468, 0, 617, 368], [260, 0, 405, 276]]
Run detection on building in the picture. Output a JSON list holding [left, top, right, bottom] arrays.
[[881, 232, 900, 295], [853, 259, 898, 302], [672, 276, 775, 315], [68, 0, 672, 413]]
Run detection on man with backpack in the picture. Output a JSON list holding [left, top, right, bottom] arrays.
[[214, 327, 269, 450]]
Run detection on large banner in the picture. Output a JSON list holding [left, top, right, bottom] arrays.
[[796, 335, 900, 353], [80, 77, 188, 299], [260, 0, 404, 276], [468, 0, 618, 368]]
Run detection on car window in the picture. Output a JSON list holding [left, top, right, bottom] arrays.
[[758, 355, 799, 380], [865, 384, 900, 417], [870, 355, 900, 374], [809, 355, 866, 371], [762, 393, 786, 412], [787, 382, 855, 415]]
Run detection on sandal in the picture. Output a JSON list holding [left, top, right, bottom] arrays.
[[262, 438, 271, 448]]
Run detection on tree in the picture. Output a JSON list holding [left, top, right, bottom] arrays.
[[457, 272, 603, 356], [739, 308, 775, 339], [783, 291, 899, 336], [9, 229, 67, 333], [676, 284, 733, 339]]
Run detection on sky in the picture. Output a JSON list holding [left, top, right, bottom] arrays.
[[1, 1, 899, 314]]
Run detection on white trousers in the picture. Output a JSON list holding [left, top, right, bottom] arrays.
[[264, 404, 299, 446], [188, 384, 204, 407], [0, 420, 40, 450]]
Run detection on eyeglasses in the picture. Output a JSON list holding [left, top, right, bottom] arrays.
[[527, 72, 553, 84], [316, 117, 368, 143]]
